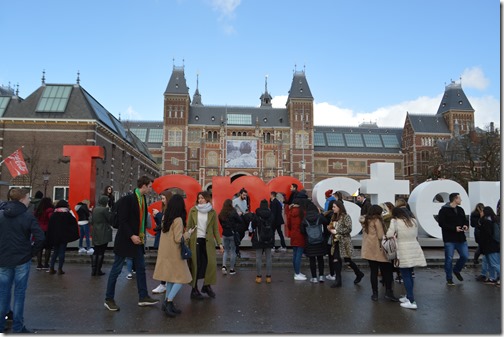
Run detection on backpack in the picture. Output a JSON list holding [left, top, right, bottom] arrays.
[[305, 217, 324, 245], [381, 234, 398, 261], [256, 215, 275, 245]]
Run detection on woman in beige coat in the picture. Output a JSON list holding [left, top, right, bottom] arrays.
[[187, 191, 223, 300], [153, 194, 194, 317], [361, 205, 398, 302]]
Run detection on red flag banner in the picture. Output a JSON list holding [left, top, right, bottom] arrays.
[[4, 148, 29, 178]]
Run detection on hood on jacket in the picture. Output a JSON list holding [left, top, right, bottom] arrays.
[[2, 201, 28, 218], [98, 195, 109, 207], [256, 207, 272, 220]]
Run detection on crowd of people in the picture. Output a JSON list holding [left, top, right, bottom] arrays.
[[0, 179, 501, 331]]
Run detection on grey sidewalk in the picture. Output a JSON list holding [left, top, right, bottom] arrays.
[[15, 257, 502, 334]]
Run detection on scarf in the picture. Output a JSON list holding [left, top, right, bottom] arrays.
[[135, 188, 146, 243], [196, 202, 213, 214]]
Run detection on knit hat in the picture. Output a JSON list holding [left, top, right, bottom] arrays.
[[325, 189, 333, 198]]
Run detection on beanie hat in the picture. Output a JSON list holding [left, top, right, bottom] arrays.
[[325, 189, 333, 198]]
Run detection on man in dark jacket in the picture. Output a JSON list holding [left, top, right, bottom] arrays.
[[0, 188, 44, 333], [356, 193, 371, 216], [437, 192, 469, 286], [270, 191, 286, 252], [104, 176, 159, 311]]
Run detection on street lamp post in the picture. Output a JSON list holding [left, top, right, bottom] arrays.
[[42, 169, 51, 197]]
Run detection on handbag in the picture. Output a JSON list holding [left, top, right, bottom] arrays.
[[180, 236, 192, 260], [233, 231, 241, 247], [381, 234, 398, 263]]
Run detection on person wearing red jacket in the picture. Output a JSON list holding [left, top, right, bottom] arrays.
[[288, 190, 309, 281]]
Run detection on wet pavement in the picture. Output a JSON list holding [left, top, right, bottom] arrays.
[[10, 251, 502, 334]]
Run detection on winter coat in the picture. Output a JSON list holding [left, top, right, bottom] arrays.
[[470, 210, 482, 244], [478, 217, 500, 255], [36, 207, 54, 232], [361, 217, 388, 263], [270, 197, 284, 229], [437, 203, 468, 243], [387, 218, 427, 268], [75, 203, 91, 224], [324, 195, 336, 212], [330, 213, 353, 258], [301, 210, 329, 257], [47, 208, 79, 245], [359, 198, 371, 216], [113, 193, 149, 258], [187, 206, 221, 287], [288, 205, 305, 248], [219, 209, 243, 237], [251, 207, 275, 249], [0, 200, 45, 267], [91, 196, 113, 247], [153, 217, 192, 284]]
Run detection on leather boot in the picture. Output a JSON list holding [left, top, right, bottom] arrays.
[[201, 285, 216, 298], [171, 302, 182, 314], [348, 261, 364, 284], [57, 268, 65, 275], [385, 289, 399, 302], [190, 287, 204, 300], [96, 255, 105, 276], [91, 255, 97, 276], [48, 267, 56, 275], [164, 300, 177, 317]]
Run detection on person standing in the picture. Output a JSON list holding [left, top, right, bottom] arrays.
[[187, 191, 224, 300], [46, 200, 80, 275], [104, 176, 159, 311], [437, 192, 469, 286], [152, 190, 174, 294], [288, 190, 309, 280], [90, 195, 112, 276], [0, 188, 45, 333], [470, 203, 486, 275], [356, 193, 371, 216], [153, 194, 194, 317], [286, 184, 299, 205], [270, 191, 287, 252], [34, 197, 54, 270], [478, 206, 500, 284], [232, 188, 249, 258], [324, 189, 336, 212], [251, 199, 275, 283], [302, 201, 330, 283], [103, 185, 115, 209], [322, 200, 337, 281], [328, 200, 364, 288], [218, 199, 243, 276], [387, 207, 427, 310], [76, 200, 93, 255], [360, 205, 398, 302]]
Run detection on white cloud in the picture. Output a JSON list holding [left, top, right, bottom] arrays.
[[272, 93, 499, 130], [460, 66, 489, 90], [208, 0, 240, 34], [124, 105, 142, 120]]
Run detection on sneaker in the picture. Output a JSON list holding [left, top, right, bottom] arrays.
[[484, 278, 497, 285], [152, 284, 166, 294], [299, 272, 307, 277], [446, 280, 455, 286], [256, 276, 262, 284], [229, 269, 236, 275], [78, 247, 87, 254], [325, 274, 335, 281], [86, 248, 94, 255], [277, 247, 287, 252], [310, 277, 318, 283], [475, 275, 487, 282], [453, 271, 464, 281], [266, 275, 272, 283], [496, 280, 501, 287], [294, 273, 307, 281], [221, 266, 227, 275], [399, 296, 409, 303], [104, 299, 120, 311], [319, 275, 325, 283], [400, 300, 417, 310], [5, 310, 13, 321], [126, 273, 133, 280], [138, 296, 159, 306]]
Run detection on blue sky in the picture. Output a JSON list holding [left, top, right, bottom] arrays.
[[0, 0, 500, 129]]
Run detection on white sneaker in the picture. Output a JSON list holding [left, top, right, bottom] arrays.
[[78, 248, 87, 254], [325, 274, 336, 281], [152, 284, 166, 294], [277, 247, 287, 252], [294, 273, 307, 281], [221, 266, 228, 275], [126, 273, 133, 280], [400, 300, 417, 310], [299, 272, 306, 277], [310, 277, 318, 283], [399, 296, 409, 303], [318, 275, 325, 282], [86, 248, 94, 255]]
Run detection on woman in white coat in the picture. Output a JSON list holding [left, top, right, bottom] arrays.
[[386, 207, 426, 310]]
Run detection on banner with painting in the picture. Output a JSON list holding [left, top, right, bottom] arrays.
[[225, 140, 257, 168]]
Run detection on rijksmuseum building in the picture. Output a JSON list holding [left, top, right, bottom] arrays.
[[0, 65, 480, 200]]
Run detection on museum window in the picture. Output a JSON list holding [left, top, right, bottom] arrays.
[[168, 129, 182, 147]]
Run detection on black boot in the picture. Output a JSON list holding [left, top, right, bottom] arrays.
[[91, 255, 97, 276], [331, 260, 342, 288], [348, 261, 364, 284], [201, 285, 216, 298], [171, 302, 182, 314], [43, 249, 51, 269], [164, 301, 177, 317], [96, 254, 105, 276], [36, 250, 43, 269], [385, 289, 399, 302], [190, 287, 204, 300], [371, 290, 378, 301]]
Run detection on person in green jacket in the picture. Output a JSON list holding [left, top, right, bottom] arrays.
[[90, 195, 112, 276]]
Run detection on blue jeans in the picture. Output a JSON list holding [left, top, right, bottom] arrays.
[[484, 253, 501, 280], [165, 283, 183, 302], [222, 236, 236, 270], [480, 256, 489, 277], [79, 224, 91, 249], [126, 258, 134, 274], [400, 267, 415, 303], [292, 246, 304, 274], [105, 246, 147, 300], [444, 241, 469, 281], [0, 261, 31, 332], [50, 243, 68, 270]]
